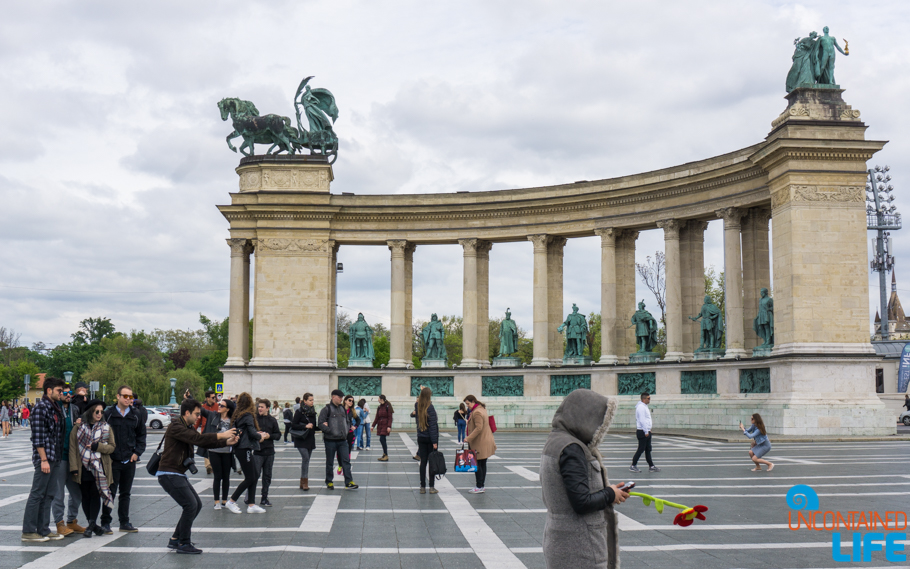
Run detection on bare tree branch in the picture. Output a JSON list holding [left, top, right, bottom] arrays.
[[635, 252, 667, 324]]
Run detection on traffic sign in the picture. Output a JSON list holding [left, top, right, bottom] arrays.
[[215, 383, 224, 394]]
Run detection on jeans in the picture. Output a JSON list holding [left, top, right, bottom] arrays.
[[101, 461, 136, 526], [283, 423, 291, 442], [475, 458, 488, 489], [22, 461, 60, 535], [353, 424, 364, 449], [231, 449, 259, 503], [209, 453, 232, 502], [80, 472, 101, 524], [632, 429, 654, 467], [252, 454, 274, 500], [418, 440, 435, 488], [379, 435, 388, 455], [361, 421, 371, 448], [324, 439, 352, 485], [296, 447, 311, 478], [157, 474, 202, 545], [51, 457, 82, 524], [456, 420, 467, 442]]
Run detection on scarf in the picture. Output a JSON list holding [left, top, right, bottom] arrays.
[[77, 421, 114, 508]]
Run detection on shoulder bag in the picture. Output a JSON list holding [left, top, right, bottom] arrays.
[[145, 435, 166, 476]]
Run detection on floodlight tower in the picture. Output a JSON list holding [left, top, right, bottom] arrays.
[[866, 166, 901, 340]]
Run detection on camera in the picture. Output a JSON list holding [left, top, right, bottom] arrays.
[[183, 457, 198, 475]]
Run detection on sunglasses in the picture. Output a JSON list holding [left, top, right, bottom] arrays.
[[218, 403, 227, 408], [119, 394, 134, 400]]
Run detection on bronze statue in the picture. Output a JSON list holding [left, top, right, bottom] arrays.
[[421, 314, 447, 360], [690, 296, 724, 350], [499, 309, 519, 356], [631, 301, 659, 353], [348, 313, 374, 361], [557, 304, 588, 358], [753, 288, 774, 348]]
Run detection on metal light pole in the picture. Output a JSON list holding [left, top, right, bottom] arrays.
[[169, 377, 178, 405], [867, 166, 901, 340]]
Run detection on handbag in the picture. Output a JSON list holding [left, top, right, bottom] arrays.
[[145, 435, 165, 476], [455, 444, 478, 473], [488, 414, 497, 434], [289, 426, 310, 439]]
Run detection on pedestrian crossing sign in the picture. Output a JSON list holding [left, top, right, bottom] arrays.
[[215, 383, 224, 394]]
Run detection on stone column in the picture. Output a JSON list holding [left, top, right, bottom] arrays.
[[684, 221, 708, 355], [404, 243, 416, 365], [616, 230, 639, 361], [528, 235, 551, 366], [741, 208, 771, 352], [658, 220, 685, 360], [227, 238, 253, 366], [388, 240, 410, 368], [595, 228, 618, 364], [716, 207, 747, 358], [459, 238, 481, 368], [547, 237, 567, 364], [477, 241, 493, 367], [327, 241, 339, 363]]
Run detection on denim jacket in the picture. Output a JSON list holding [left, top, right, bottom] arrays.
[[743, 425, 768, 445]]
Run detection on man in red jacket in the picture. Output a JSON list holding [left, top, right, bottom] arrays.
[[193, 391, 219, 474]]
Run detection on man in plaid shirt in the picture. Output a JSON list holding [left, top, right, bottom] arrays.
[[21, 377, 67, 543]]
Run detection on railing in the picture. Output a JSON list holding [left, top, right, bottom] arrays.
[[868, 213, 902, 230]]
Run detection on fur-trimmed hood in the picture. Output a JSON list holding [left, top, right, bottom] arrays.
[[550, 389, 617, 453]]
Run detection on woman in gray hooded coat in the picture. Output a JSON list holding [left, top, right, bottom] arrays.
[[541, 389, 629, 569]]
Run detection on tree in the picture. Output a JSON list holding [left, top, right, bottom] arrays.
[[199, 314, 229, 351], [0, 327, 22, 366], [168, 347, 192, 369], [72, 317, 117, 345], [0, 360, 40, 400], [185, 350, 227, 387], [636, 252, 667, 325]]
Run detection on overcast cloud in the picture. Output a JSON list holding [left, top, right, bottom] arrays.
[[2, 1, 909, 347]]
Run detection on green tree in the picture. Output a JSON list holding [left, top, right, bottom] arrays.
[[72, 317, 117, 345], [171, 368, 207, 401], [81, 352, 166, 405], [0, 360, 40, 400], [199, 314, 229, 351], [372, 336, 390, 368], [185, 350, 227, 387]]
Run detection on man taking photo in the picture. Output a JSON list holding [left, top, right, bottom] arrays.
[[101, 385, 147, 534]]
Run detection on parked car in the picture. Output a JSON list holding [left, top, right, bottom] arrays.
[[901, 410, 910, 426], [145, 407, 171, 430]]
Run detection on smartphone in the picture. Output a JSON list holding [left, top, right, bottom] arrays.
[[617, 481, 635, 491]]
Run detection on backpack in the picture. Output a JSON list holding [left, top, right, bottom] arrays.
[[428, 450, 447, 479]]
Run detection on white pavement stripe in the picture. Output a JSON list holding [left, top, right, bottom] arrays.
[[350, 451, 359, 460], [400, 433, 526, 569], [0, 493, 28, 508], [17, 532, 126, 569], [98, 546, 477, 554], [299, 495, 341, 532], [772, 456, 823, 465], [617, 512, 648, 530], [0, 467, 38, 477], [505, 466, 540, 481]]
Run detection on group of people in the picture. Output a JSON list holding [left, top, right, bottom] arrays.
[[21, 379, 147, 545], [1, 400, 31, 436]]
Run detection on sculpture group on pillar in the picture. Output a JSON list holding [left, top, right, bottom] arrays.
[[786, 26, 848, 92], [420, 313, 447, 368], [752, 288, 774, 357], [347, 313, 375, 367], [689, 295, 725, 360], [630, 301, 659, 363], [558, 304, 591, 365]]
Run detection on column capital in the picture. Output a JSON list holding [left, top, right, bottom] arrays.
[[594, 227, 617, 247], [686, 219, 710, 234], [476, 240, 493, 256], [715, 207, 746, 228], [617, 229, 639, 245], [547, 236, 568, 254], [227, 238, 253, 257], [750, 207, 772, 228], [387, 239, 409, 257], [527, 234, 550, 252], [657, 219, 682, 240], [404, 242, 416, 262], [458, 238, 479, 256]]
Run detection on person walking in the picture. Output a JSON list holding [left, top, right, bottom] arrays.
[[270, 401, 281, 421], [100, 385, 146, 534], [51, 385, 87, 537], [193, 390, 219, 475], [282, 403, 293, 443], [343, 395, 357, 454], [252, 399, 282, 506], [373, 395, 393, 461], [291, 393, 317, 490], [1, 401, 10, 438], [156, 399, 237, 554], [541, 389, 629, 569], [22, 377, 67, 543], [454, 403, 467, 444], [199, 399, 234, 509], [904, 394, 910, 412], [69, 399, 116, 538], [740, 414, 774, 471], [360, 399, 371, 450], [353, 399, 365, 451], [629, 392, 660, 473], [21, 404, 30, 428], [225, 393, 266, 514], [463, 395, 496, 494], [415, 387, 439, 494], [318, 389, 357, 490]]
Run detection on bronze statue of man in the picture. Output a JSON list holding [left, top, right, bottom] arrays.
[[421, 314, 447, 360], [689, 296, 724, 350], [349, 313, 374, 361], [753, 288, 774, 347], [816, 26, 847, 85], [630, 301, 658, 353], [557, 304, 588, 357], [499, 309, 519, 356]]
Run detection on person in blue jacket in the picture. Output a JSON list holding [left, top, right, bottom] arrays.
[[740, 414, 774, 472]]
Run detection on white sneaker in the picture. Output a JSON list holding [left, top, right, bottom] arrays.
[[365, 447, 371, 451], [247, 504, 266, 514], [224, 501, 242, 514], [469, 487, 485, 494], [213, 503, 222, 510]]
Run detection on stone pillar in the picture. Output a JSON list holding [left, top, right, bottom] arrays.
[[327, 241, 339, 363], [741, 208, 771, 352], [595, 228, 618, 364], [404, 243, 416, 364], [547, 237, 567, 364], [658, 220, 685, 360], [684, 221, 708, 354], [477, 241, 493, 367], [616, 230, 639, 361], [227, 238, 254, 366], [388, 240, 410, 368], [460, 239, 481, 368], [528, 235, 550, 366], [716, 207, 747, 358]]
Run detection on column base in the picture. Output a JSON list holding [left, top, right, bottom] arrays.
[[722, 348, 749, 360], [459, 358, 482, 369], [596, 355, 620, 365], [663, 351, 688, 362], [387, 359, 410, 369], [224, 357, 247, 367]]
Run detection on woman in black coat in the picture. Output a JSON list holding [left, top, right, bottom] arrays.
[[291, 392, 318, 490], [225, 393, 264, 514]]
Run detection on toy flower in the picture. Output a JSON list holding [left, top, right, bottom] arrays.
[[629, 492, 709, 527]]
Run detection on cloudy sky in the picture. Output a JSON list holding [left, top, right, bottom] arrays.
[[2, 1, 909, 348]]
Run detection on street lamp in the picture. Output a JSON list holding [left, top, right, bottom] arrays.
[[867, 166, 901, 340], [63, 371, 73, 385], [169, 377, 177, 405]]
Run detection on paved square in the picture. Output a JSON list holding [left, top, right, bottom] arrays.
[[0, 428, 908, 568]]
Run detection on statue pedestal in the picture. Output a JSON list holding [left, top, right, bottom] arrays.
[[562, 356, 593, 366], [421, 358, 447, 369], [751, 345, 773, 358], [347, 359, 374, 368], [693, 349, 725, 361], [629, 352, 659, 364], [492, 356, 522, 368]]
